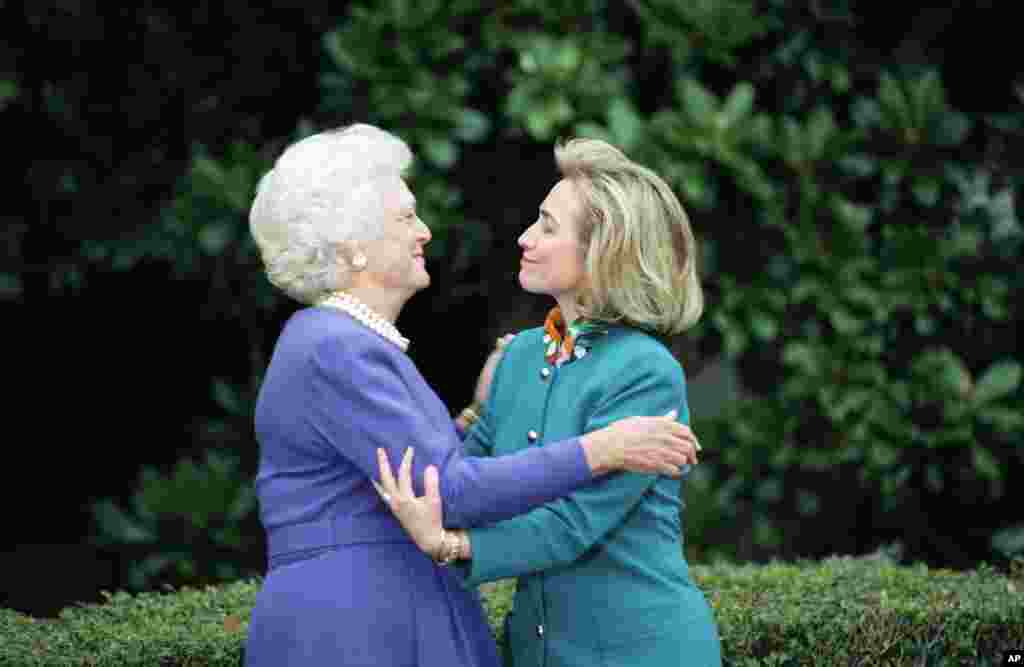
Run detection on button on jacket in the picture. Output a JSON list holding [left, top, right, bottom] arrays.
[[460, 326, 722, 667]]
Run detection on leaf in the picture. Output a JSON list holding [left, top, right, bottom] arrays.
[[423, 137, 458, 168], [934, 111, 971, 146], [783, 342, 819, 375], [721, 82, 755, 127], [454, 108, 490, 143], [912, 177, 941, 207], [909, 69, 945, 119], [192, 156, 226, 190], [0, 79, 18, 109], [92, 500, 156, 544], [198, 223, 234, 256], [851, 97, 881, 129], [323, 31, 361, 72], [608, 98, 643, 150], [840, 390, 875, 421], [951, 228, 982, 257], [829, 307, 863, 335], [837, 154, 877, 178], [991, 524, 1024, 557], [971, 447, 1001, 482], [553, 41, 581, 73], [212, 379, 245, 416], [977, 407, 1024, 433], [723, 325, 748, 357], [878, 73, 908, 128], [805, 107, 836, 159], [939, 352, 972, 397], [833, 197, 872, 230], [989, 189, 1019, 242], [749, 311, 778, 341], [678, 79, 719, 122], [972, 360, 1022, 405]]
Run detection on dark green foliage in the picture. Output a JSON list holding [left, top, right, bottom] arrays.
[[5, 0, 1021, 605], [3, 559, 1021, 666]]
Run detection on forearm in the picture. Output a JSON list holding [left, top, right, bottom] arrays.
[[439, 436, 593, 529], [459, 472, 656, 585]]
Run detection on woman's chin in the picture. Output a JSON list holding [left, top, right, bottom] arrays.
[[517, 271, 536, 292], [517, 277, 550, 296]]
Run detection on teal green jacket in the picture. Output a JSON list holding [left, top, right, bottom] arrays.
[[460, 325, 721, 667]]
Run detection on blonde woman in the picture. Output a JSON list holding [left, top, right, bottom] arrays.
[[243, 125, 702, 667], [377, 138, 722, 666]]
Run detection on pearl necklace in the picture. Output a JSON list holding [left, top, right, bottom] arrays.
[[317, 291, 410, 352]]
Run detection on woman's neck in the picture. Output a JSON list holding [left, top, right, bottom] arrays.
[[555, 296, 579, 326], [343, 286, 407, 323]]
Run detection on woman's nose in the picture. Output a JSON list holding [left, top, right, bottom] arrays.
[[417, 217, 431, 243]]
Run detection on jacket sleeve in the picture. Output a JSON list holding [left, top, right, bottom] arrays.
[[309, 332, 592, 529], [459, 354, 687, 585]]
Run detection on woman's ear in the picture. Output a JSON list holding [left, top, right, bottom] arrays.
[[336, 241, 368, 271]]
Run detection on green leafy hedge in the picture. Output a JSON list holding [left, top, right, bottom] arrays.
[[4, 558, 1021, 666]]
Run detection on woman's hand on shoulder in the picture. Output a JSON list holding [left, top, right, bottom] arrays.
[[472, 333, 517, 406]]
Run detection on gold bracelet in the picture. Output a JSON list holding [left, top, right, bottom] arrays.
[[437, 530, 459, 566], [459, 403, 481, 427], [434, 530, 450, 564]]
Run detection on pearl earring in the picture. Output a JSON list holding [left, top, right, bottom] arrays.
[[352, 254, 367, 269]]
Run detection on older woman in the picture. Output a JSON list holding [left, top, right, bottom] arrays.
[[243, 124, 701, 667], [377, 138, 722, 666]]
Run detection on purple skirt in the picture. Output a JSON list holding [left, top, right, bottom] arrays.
[[244, 541, 500, 667]]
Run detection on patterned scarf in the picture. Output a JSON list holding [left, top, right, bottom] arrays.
[[542, 307, 607, 366]]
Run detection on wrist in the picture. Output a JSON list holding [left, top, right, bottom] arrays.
[[433, 529, 471, 564], [579, 431, 618, 476], [430, 530, 447, 560], [432, 529, 451, 563]]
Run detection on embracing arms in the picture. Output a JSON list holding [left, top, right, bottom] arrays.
[[374, 348, 702, 570], [312, 333, 697, 532]]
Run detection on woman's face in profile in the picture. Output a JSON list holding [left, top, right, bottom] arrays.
[[517, 178, 586, 300], [361, 178, 432, 293]]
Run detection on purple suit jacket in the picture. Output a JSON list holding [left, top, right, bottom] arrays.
[[245, 306, 593, 667]]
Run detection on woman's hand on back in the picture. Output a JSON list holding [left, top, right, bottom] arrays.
[[580, 410, 701, 477], [372, 447, 445, 558]]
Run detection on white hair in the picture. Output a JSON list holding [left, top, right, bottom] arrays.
[[249, 124, 413, 303]]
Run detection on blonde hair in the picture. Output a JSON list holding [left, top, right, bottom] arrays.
[[555, 138, 703, 335], [249, 124, 412, 304]]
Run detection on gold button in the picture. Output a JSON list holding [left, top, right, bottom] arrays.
[[540, 368, 551, 379], [527, 430, 539, 442]]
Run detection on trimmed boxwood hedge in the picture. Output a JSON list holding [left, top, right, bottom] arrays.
[[4, 556, 1021, 666]]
